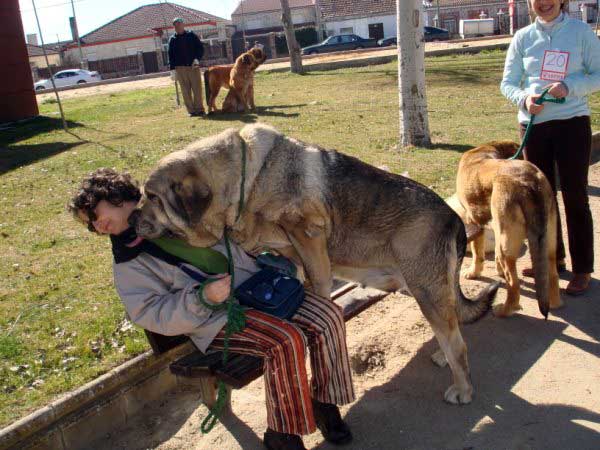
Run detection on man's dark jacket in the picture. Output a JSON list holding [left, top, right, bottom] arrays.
[[168, 31, 204, 70]]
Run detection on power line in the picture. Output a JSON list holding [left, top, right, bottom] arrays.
[[20, 0, 89, 13]]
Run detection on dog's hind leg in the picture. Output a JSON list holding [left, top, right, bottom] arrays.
[[491, 211, 526, 318], [464, 231, 485, 279], [411, 284, 473, 404]]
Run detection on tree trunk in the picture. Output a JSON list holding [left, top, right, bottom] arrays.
[[397, 0, 431, 147], [280, 0, 304, 74]]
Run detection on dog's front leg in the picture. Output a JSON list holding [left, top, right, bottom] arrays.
[[464, 231, 485, 279], [282, 223, 332, 299]]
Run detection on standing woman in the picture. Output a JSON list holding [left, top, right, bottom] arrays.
[[501, 0, 600, 295]]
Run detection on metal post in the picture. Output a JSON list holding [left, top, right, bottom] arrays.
[[436, 0, 441, 27], [31, 0, 68, 131], [70, 0, 85, 68]]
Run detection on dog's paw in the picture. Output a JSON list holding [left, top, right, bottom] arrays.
[[431, 349, 448, 367], [462, 269, 481, 280], [444, 384, 472, 405], [492, 302, 522, 318]]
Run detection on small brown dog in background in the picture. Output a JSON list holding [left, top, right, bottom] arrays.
[[204, 47, 267, 113], [456, 141, 561, 318]]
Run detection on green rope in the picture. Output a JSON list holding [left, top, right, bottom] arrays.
[[509, 87, 566, 160], [200, 140, 248, 434]]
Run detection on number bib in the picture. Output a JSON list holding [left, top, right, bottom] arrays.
[[540, 50, 570, 81]]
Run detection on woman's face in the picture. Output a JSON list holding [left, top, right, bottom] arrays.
[[79, 200, 137, 235], [531, 0, 564, 22]]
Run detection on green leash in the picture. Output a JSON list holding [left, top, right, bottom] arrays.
[[200, 140, 248, 434], [509, 87, 566, 160]]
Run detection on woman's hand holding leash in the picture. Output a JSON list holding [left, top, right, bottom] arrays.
[[203, 274, 231, 303]]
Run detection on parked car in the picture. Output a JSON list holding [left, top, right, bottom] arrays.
[[377, 26, 450, 47], [34, 69, 101, 91], [301, 34, 378, 55]]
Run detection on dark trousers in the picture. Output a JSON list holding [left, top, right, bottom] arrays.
[[521, 115, 594, 274]]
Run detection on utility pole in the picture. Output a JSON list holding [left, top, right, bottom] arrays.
[[32, 0, 68, 131], [396, 0, 431, 147], [70, 0, 85, 68]]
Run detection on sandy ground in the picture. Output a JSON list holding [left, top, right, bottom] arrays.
[[35, 37, 512, 103], [91, 159, 600, 450]]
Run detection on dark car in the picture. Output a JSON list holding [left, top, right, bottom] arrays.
[[377, 26, 450, 47], [301, 34, 378, 55]]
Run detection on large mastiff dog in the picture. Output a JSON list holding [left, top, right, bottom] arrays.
[[456, 141, 561, 317], [132, 124, 499, 404]]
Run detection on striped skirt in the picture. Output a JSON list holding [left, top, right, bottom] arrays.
[[208, 291, 356, 435]]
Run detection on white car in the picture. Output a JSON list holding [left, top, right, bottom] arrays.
[[34, 69, 101, 91]]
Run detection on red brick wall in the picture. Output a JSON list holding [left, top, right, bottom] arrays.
[[0, 0, 38, 123]]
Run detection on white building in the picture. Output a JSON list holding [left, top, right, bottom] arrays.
[[318, 0, 396, 40], [232, 0, 317, 33]]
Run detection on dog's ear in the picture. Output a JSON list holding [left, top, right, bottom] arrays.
[[242, 54, 251, 65], [169, 176, 212, 227]]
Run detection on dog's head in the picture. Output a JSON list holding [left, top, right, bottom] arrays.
[[247, 48, 267, 69], [131, 156, 217, 246]]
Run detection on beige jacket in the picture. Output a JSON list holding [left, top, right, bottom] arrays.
[[113, 240, 259, 353]]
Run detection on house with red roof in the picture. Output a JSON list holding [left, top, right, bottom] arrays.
[[63, 2, 231, 71], [231, 0, 317, 35]]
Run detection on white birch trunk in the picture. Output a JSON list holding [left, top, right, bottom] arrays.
[[397, 0, 431, 147], [280, 0, 304, 74]]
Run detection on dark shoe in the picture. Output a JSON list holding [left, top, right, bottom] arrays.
[[188, 112, 198, 117], [197, 110, 206, 116], [522, 260, 567, 278], [263, 428, 306, 450], [312, 399, 353, 445], [565, 273, 591, 296]]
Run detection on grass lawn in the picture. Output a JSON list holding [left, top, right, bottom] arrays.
[[1, 50, 599, 427]]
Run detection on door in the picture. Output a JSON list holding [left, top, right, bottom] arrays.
[[368, 23, 384, 41], [339, 35, 353, 51], [142, 52, 159, 73]]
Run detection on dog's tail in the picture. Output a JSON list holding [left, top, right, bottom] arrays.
[[204, 68, 211, 109], [521, 178, 554, 319], [453, 218, 500, 324]]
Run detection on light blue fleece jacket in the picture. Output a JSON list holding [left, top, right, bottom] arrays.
[[501, 15, 600, 124]]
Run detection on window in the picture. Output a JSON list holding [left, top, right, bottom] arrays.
[[340, 35, 353, 43], [339, 27, 353, 34]]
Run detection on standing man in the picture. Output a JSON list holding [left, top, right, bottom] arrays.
[[168, 18, 206, 117]]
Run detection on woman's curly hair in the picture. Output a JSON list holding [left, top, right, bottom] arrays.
[[68, 168, 141, 232]]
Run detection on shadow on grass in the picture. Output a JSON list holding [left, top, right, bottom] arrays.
[[205, 106, 301, 122], [0, 116, 83, 146], [0, 141, 85, 175], [431, 142, 474, 153]]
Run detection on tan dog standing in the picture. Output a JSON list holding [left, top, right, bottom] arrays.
[[204, 48, 267, 113], [456, 141, 561, 317]]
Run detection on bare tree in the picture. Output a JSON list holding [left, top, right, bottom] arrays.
[[280, 0, 304, 74], [396, 0, 431, 147]]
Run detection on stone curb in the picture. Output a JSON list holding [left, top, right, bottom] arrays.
[[0, 342, 195, 450]]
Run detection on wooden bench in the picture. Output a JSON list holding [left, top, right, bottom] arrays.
[[145, 281, 387, 409]]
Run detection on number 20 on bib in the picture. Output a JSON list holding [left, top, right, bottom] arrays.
[[540, 50, 570, 81]]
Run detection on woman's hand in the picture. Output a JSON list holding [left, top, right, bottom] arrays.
[[545, 82, 569, 99], [525, 94, 545, 115], [203, 274, 231, 304]]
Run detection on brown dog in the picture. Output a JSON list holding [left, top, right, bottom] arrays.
[[133, 124, 501, 405], [456, 141, 561, 317], [204, 48, 267, 113]]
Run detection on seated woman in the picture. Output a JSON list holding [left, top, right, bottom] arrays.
[[68, 168, 355, 450]]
